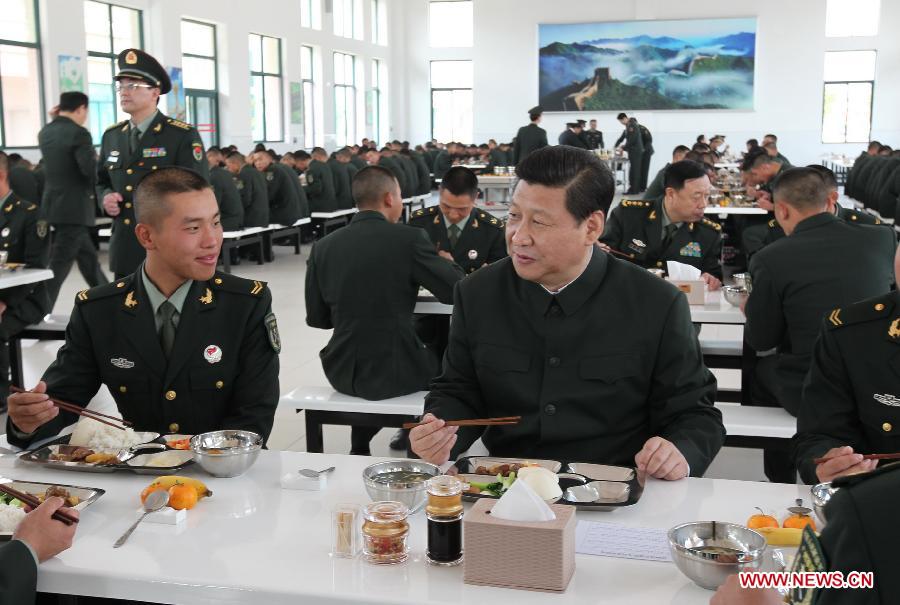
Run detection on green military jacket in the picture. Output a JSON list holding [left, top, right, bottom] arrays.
[[378, 156, 409, 196], [37, 115, 97, 226], [410, 152, 432, 196], [600, 198, 724, 279], [843, 152, 869, 200], [305, 159, 338, 213], [235, 164, 270, 228], [262, 163, 302, 225], [432, 151, 453, 180], [558, 129, 588, 148], [0, 540, 37, 605], [614, 118, 644, 154], [874, 161, 900, 220], [396, 154, 419, 199], [408, 206, 507, 275], [305, 211, 465, 400], [97, 112, 207, 275], [745, 213, 896, 413], [209, 166, 243, 231], [793, 291, 900, 484], [8, 165, 40, 206], [327, 158, 354, 210], [7, 271, 280, 448], [512, 123, 548, 165], [426, 249, 724, 473], [487, 148, 509, 169], [643, 164, 668, 201], [0, 193, 51, 326]]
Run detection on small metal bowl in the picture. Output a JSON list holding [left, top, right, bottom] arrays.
[[723, 285, 749, 307], [732, 273, 752, 292], [362, 460, 440, 514], [811, 482, 839, 524], [647, 268, 666, 278], [669, 521, 767, 590], [189, 430, 262, 478]]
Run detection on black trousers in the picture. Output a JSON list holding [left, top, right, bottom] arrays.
[[0, 312, 29, 403], [640, 150, 654, 191], [626, 153, 643, 194], [48, 224, 108, 310]]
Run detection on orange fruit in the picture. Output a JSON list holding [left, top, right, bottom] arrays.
[[167, 483, 199, 510], [784, 514, 816, 531], [140, 484, 166, 505], [747, 507, 778, 530]]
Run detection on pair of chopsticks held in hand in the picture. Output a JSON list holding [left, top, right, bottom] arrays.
[[8, 385, 132, 432], [402, 416, 521, 430], [813, 452, 900, 464], [0, 484, 79, 525]]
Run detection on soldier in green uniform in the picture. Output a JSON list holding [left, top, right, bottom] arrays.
[[252, 150, 304, 225], [431, 143, 457, 180], [98, 49, 208, 279], [205, 147, 243, 231], [410, 146, 724, 476], [644, 145, 689, 201], [406, 149, 432, 197], [614, 113, 644, 195], [305, 166, 464, 455], [600, 161, 724, 288], [487, 140, 508, 170], [224, 151, 269, 228], [6, 167, 280, 447], [741, 150, 788, 258], [328, 148, 355, 210], [558, 122, 588, 148], [584, 119, 604, 151], [305, 147, 338, 213], [378, 148, 412, 198], [512, 106, 549, 166], [6, 156, 40, 205], [638, 122, 654, 192], [807, 163, 888, 228], [744, 168, 895, 482], [391, 142, 419, 197]]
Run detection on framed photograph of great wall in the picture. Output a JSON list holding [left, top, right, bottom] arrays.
[[538, 17, 757, 111]]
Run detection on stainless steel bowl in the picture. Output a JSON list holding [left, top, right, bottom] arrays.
[[723, 285, 749, 307], [647, 268, 666, 278], [732, 273, 752, 292], [189, 430, 262, 477], [362, 460, 440, 514], [811, 482, 839, 524], [668, 521, 767, 590]]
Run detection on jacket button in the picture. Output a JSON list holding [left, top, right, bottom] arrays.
[[548, 356, 560, 367], [123, 218, 131, 225], [125, 202, 132, 209], [214, 278, 223, 284], [544, 403, 557, 416], [126, 169, 133, 175], [169, 423, 179, 433], [152, 165, 158, 170], [165, 390, 177, 401], [657, 261, 663, 267], [884, 422, 893, 433], [119, 385, 127, 393], [215, 380, 224, 389], [125, 185, 133, 192], [875, 303, 885, 311]]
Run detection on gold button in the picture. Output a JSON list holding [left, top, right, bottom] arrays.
[[125, 202, 132, 209], [126, 168, 133, 175], [116, 282, 125, 288], [119, 385, 127, 393], [883, 422, 893, 433], [169, 423, 179, 433], [214, 278, 223, 285], [215, 380, 224, 389], [875, 303, 885, 311], [657, 261, 663, 267], [851, 215, 857, 221], [165, 390, 177, 401], [123, 218, 131, 225], [125, 185, 133, 192], [151, 165, 158, 170]]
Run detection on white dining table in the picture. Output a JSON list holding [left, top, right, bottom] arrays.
[[0, 267, 54, 290], [2, 449, 808, 604]]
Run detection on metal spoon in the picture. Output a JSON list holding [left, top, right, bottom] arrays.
[[113, 489, 169, 548], [298, 466, 335, 478]]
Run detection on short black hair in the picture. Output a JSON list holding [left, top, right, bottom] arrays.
[[673, 145, 690, 157], [663, 160, 708, 191], [351, 165, 398, 208], [311, 147, 326, 156], [684, 150, 704, 163], [772, 167, 828, 211], [741, 147, 768, 172], [764, 133, 777, 142], [440, 166, 479, 198], [746, 138, 759, 148], [295, 150, 311, 160], [868, 140, 882, 151], [751, 152, 781, 170], [616, 112, 627, 120], [692, 142, 710, 152], [696, 135, 706, 143], [59, 91, 89, 112], [207, 145, 222, 154], [135, 166, 212, 227], [805, 164, 838, 190], [514, 146, 615, 219]]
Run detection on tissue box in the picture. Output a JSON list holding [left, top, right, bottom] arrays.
[[667, 279, 705, 305], [463, 498, 576, 592]]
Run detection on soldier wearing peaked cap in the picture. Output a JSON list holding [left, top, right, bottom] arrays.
[[98, 48, 208, 279], [512, 105, 548, 166], [6, 167, 280, 449]]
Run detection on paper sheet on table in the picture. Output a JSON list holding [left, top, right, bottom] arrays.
[[666, 260, 702, 281], [575, 521, 672, 562]]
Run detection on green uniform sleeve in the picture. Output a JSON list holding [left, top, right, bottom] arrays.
[[174, 129, 208, 180], [0, 211, 50, 308], [745, 252, 786, 352], [304, 243, 332, 329], [410, 228, 465, 304], [0, 540, 38, 605], [599, 206, 625, 249], [306, 165, 324, 197], [74, 126, 97, 182], [96, 131, 114, 201]]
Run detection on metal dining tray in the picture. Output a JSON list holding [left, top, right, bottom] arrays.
[[0, 478, 105, 540], [18, 434, 194, 475], [449, 456, 645, 511]]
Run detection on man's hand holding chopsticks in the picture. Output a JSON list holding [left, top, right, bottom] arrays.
[[8, 381, 58, 434], [409, 413, 458, 465]]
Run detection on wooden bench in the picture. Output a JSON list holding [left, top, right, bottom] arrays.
[[310, 208, 357, 238], [280, 386, 425, 453], [263, 218, 311, 261], [9, 314, 69, 388], [715, 401, 796, 450], [219, 226, 266, 273]]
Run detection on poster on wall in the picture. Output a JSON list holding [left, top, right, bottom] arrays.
[[58, 55, 84, 92], [290, 82, 304, 125], [167, 66, 187, 121], [538, 17, 756, 111]]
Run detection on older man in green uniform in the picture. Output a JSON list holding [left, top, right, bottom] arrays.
[[305, 147, 338, 213], [98, 48, 208, 279], [614, 113, 644, 195], [225, 151, 269, 228], [600, 160, 724, 288], [410, 146, 725, 477], [6, 167, 280, 448], [512, 106, 549, 166], [306, 166, 465, 455]]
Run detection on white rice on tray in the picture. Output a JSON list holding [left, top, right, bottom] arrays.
[[0, 502, 26, 533], [69, 417, 145, 451]]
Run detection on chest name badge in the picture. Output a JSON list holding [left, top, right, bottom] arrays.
[[628, 238, 646, 254], [468, 249, 478, 260], [142, 147, 167, 158], [204, 345, 223, 364], [679, 242, 702, 257], [874, 393, 900, 407], [111, 357, 135, 369]]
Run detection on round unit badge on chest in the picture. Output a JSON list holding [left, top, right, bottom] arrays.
[[203, 344, 223, 364], [467, 249, 478, 260]]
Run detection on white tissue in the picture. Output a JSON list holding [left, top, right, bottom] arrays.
[[490, 478, 556, 522], [666, 260, 702, 281], [144, 507, 187, 525]]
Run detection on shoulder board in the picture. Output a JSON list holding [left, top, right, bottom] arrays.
[[105, 120, 128, 132], [26, 203, 38, 212], [76, 275, 135, 305], [825, 293, 895, 330], [166, 118, 193, 131], [701, 218, 722, 232], [620, 199, 652, 209], [210, 272, 268, 297], [768, 219, 776, 228], [477, 210, 503, 228], [411, 206, 438, 219]]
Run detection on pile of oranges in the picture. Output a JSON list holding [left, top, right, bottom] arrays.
[[747, 505, 816, 532]]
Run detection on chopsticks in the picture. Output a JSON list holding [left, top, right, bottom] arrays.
[[8, 386, 133, 431], [402, 416, 521, 429], [813, 452, 900, 464], [0, 484, 78, 525], [597, 245, 633, 259]]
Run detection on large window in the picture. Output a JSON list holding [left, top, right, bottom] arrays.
[[821, 51, 876, 144], [428, 1, 473, 47], [371, 0, 388, 45], [84, 0, 143, 143], [333, 0, 363, 40], [333, 52, 357, 147], [300, 0, 322, 29], [430, 60, 472, 143], [825, 0, 879, 37], [181, 19, 218, 148], [249, 33, 283, 143], [300, 45, 317, 147], [371, 59, 388, 146], [0, 0, 43, 147]]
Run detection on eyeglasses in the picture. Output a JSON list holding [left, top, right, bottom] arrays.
[[115, 82, 155, 93]]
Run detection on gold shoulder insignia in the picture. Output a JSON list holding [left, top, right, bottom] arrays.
[[167, 118, 193, 131], [105, 120, 128, 132], [768, 219, 776, 228], [251, 280, 264, 296], [153, 122, 163, 133], [702, 218, 722, 231], [648, 209, 657, 220], [3, 204, 12, 213], [210, 272, 267, 296], [199, 288, 213, 304], [77, 289, 89, 302], [124, 291, 138, 309], [826, 294, 895, 330], [890, 318, 900, 339], [413, 209, 425, 217], [76, 276, 134, 303], [876, 218, 882, 225], [27, 203, 37, 211], [433, 214, 440, 225], [827, 308, 842, 327]]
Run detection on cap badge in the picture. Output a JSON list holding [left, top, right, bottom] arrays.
[[125, 50, 138, 65]]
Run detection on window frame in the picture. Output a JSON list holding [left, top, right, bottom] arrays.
[[249, 33, 284, 143], [300, 44, 316, 148], [820, 49, 876, 144], [0, 0, 46, 148], [333, 51, 357, 147], [181, 18, 219, 147], [429, 59, 473, 142], [300, 0, 321, 30]]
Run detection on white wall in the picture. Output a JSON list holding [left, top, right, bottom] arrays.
[[394, 0, 900, 174]]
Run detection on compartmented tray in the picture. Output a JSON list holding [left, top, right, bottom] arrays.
[[449, 456, 645, 511], [0, 478, 105, 540], [18, 433, 194, 475]]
